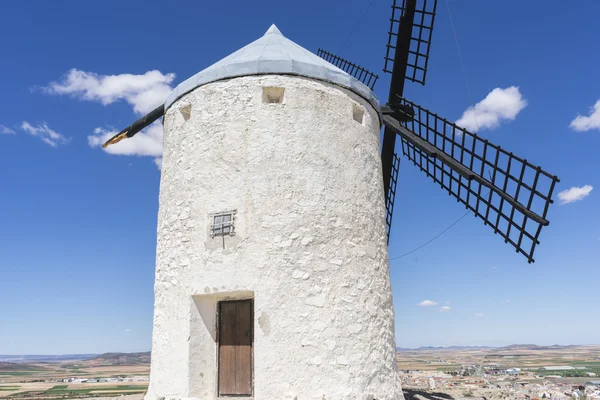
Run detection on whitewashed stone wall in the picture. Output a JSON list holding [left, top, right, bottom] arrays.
[[145, 75, 402, 400]]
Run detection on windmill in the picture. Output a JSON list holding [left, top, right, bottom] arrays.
[[317, 0, 560, 263], [104, 0, 560, 264], [97, 3, 561, 398]]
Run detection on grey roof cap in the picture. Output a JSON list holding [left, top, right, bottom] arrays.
[[164, 24, 379, 111]]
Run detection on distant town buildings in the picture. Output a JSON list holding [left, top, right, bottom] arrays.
[[61, 376, 149, 383], [401, 367, 600, 400]]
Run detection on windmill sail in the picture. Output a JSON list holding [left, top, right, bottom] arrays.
[[385, 153, 401, 243], [102, 104, 164, 148], [317, 49, 379, 90], [381, 0, 437, 242], [384, 0, 437, 85], [382, 99, 560, 263]]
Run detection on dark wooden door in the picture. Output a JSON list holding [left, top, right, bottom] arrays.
[[218, 300, 253, 396]]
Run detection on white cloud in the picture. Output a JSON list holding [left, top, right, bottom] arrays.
[[0, 125, 16, 135], [43, 68, 175, 167], [20, 122, 69, 147], [570, 99, 600, 131], [474, 313, 485, 317], [557, 185, 593, 204], [456, 86, 527, 132], [44, 69, 175, 115], [124, 328, 133, 332], [419, 300, 438, 307], [440, 306, 451, 312]]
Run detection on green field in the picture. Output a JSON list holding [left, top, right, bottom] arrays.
[[0, 372, 36, 376], [49, 384, 145, 392], [48, 385, 68, 390], [8, 385, 147, 398], [0, 387, 20, 391], [530, 362, 600, 377], [486, 353, 539, 358], [435, 366, 460, 372]]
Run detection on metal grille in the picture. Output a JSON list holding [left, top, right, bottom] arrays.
[[389, 98, 560, 263], [317, 48, 379, 90], [210, 211, 236, 238], [384, 0, 437, 85], [386, 153, 401, 243]]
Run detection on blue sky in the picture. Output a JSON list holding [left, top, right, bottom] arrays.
[[0, 0, 598, 354]]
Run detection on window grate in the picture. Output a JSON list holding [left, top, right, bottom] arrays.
[[210, 211, 236, 238]]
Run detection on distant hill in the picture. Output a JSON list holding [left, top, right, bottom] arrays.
[[496, 344, 575, 351], [0, 362, 51, 371], [0, 352, 151, 366], [0, 354, 97, 363], [88, 352, 151, 365], [397, 346, 492, 351], [397, 344, 581, 352]]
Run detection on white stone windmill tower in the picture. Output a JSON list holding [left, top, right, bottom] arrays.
[[103, 2, 560, 398], [104, 25, 401, 399]]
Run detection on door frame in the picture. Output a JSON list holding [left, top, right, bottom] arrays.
[[216, 298, 254, 397]]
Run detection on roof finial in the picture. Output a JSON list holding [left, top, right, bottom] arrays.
[[265, 24, 282, 36]]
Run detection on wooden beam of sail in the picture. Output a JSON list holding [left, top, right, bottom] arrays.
[[102, 104, 165, 148]]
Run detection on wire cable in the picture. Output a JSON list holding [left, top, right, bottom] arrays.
[[444, 0, 481, 133], [389, 182, 495, 261], [339, 0, 377, 53], [386, 1, 491, 261], [447, 0, 497, 184], [388, 210, 470, 260]]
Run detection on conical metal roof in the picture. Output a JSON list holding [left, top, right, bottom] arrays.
[[164, 24, 379, 110]]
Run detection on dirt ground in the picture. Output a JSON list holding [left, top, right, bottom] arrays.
[[76, 395, 144, 400], [397, 345, 600, 372], [0, 382, 148, 399]]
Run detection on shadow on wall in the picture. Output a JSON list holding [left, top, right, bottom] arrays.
[[403, 389, 455, 400], [192, 291, 255, 342]]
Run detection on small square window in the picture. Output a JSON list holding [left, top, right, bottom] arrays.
[[180, 104, 192, 121], [262, 87, 285, 104], [210, 211, 236, 238], [352, 104, 364, 124]]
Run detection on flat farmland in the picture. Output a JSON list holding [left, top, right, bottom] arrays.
[[0, 353, 150, 399], [0, 365, 149, 384], [0, 382, 148, 399], [397, 344, 600, 374]]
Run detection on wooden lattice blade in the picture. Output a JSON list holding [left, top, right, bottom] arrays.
[[317, 48, 379, 90], [381, 100, 560, 263], [384, 0, 438, 85], [385, 152, 401, 243]]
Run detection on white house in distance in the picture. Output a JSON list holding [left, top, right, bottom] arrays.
[[146, 25, 402, 400]]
